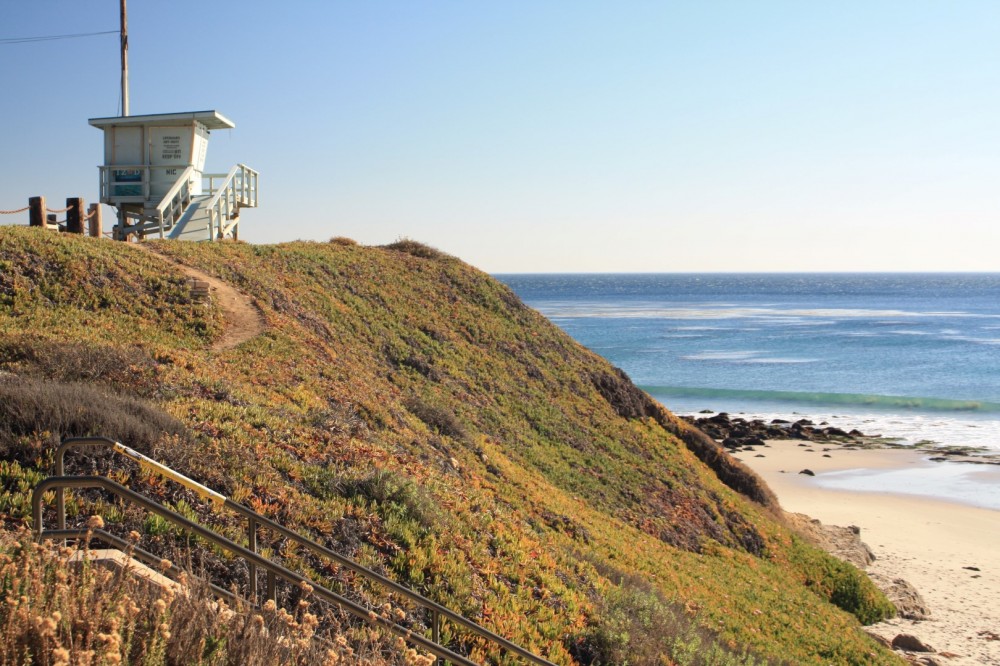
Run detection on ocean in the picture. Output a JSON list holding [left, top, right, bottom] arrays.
[[498, 273, 1000, 508]]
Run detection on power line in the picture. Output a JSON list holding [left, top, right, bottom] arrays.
[[0, 29, 118, 45]]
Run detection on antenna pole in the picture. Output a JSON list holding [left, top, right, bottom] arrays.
[[120, 0, 129, 116]]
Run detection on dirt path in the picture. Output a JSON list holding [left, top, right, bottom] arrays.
[[139, 245, 266, 351]]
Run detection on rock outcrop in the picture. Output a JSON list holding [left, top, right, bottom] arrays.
[[680, 413, 878, 451], [869, 575, 931, 620]]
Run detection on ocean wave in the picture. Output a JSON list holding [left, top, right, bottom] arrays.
[[640, 385, 1000, 414], [944, 335, 1000, 346], [680, 351, 818, 364], [681, 351, 759, 361]]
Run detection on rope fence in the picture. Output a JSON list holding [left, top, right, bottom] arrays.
[[2, 204, 98, 218], [2, 196, 104, 238]]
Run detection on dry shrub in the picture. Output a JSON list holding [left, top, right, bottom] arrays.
[[306, 403, 370, 440], [403, 397, 468, 444], [568, 580, 775, 666], [328, 237, 359, 246], [0, 376, 187, 465], [380, 239, 450, 261], [0, 337, 157, 395], [339, 468, 439, 530]]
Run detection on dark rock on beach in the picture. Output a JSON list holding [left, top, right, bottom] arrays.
[[680, 412, 878, 452], [891, 633, 935, 653]]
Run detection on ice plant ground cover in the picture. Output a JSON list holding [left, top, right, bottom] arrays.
[[0, 227, 898, 664]]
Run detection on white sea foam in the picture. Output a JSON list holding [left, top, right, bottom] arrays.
[[681, 351, 759, 361], [740, 358, 818, 364], [681, 351, 817, 364], [816, 464, 1000, 511], [947, 336, 1000, 346]]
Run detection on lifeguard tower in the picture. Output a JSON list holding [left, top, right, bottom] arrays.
[[89, 110, 258, 241]]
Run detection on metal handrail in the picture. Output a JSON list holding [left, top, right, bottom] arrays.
[[53, 437, 554, 665], [33, 476, 476, 666]]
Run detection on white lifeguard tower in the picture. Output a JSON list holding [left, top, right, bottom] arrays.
[[89, 110, 258, 241]]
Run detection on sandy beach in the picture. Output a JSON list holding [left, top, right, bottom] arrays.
[[733, 441, 1000, 665]]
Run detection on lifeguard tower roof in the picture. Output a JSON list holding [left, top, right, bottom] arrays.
[[88, 110, 235, 130]]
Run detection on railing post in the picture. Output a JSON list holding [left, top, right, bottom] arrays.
[[88, 204, 102, 238], [266, 570, 276, 602], [432, 609, 442, 665], [55, 440, 69, 531], [56, 487, 66, 532], [247, 517, 258, 599], [28, 196, 45, 227], [65, 197, 85, 234]]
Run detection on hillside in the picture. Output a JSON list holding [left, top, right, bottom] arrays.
[[0, 227, 899, 664]]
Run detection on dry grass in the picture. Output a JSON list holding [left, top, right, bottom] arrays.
[[0, 527, 438, 665]]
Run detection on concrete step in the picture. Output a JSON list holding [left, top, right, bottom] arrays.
[[70, 548, 182, 596]]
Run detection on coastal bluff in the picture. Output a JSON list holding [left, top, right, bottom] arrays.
[[0, 227, 899, 664]]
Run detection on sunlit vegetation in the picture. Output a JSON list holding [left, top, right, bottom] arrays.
[[0, 227, 899, 664]]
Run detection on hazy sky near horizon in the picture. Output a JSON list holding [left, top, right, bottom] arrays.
[[1, 2, 997, 272]]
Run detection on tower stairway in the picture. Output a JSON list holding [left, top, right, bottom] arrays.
[[108, 164, 258, 241]]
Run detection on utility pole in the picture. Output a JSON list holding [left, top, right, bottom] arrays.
[[120, 0, 129, 116]]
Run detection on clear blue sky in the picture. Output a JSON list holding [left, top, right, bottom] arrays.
[[1, 1, 997, 272]]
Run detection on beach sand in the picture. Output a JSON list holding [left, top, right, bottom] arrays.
[[733, 441, 1000, 665]]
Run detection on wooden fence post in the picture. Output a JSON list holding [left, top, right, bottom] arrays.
[[88, 204, 102, 238], [66, 197, 85, 234], [28, 196, 45, 227]]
